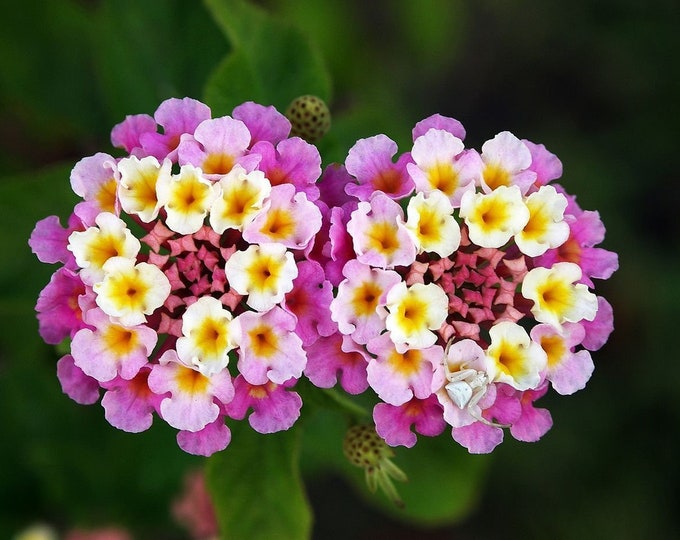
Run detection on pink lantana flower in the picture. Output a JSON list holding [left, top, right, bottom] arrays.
[[234, 307, 306, 385], [148, 350, 234, 433], [282, 260, 336, 346], [346, 192, 416, 269], [412, 113, 466, 141], [35, 267, 87, 344], [531, 322, 594, 395], [304, 332, 370, 394], [534, 193, 619, 287], [250, 137, 322, 201], [137, 97, 212, 161], [70, 152, 119, 216], [243, 184, 322, 249], [226, 375, 302, 434], [29, 213, 83, 267], [479, 131, 537, 194], [330, 260, 401, 344], [71, 307, 157, 382], [177, 116, 257, 178], [373, 396, 446, 448], [232, 101, 291, 146], [509, 383, 553, 443], [176, 417, 232, 457], [101, 367, 162, 433], [407, 128, 480, 207], [345, 135, 414, 201], [56, 354, 100, 405], [366, 333, 442, 405]]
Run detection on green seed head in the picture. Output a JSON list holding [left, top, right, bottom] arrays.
[[343, 424, 407, 507], [285, 95, 331, 143]]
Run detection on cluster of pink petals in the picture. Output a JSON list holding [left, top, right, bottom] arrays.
[[315, 113, 618, 454], [31, 97, 325, 456], [30, 98, 618, 458]]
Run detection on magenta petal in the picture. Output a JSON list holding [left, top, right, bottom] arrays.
[[283, 260, 335, 346], [57, 355, 100, 405], [581, 296, 614, 351], [35, 267, 86, 344], [248, 384, 302, 433], [29, 215, 74, 265], [111, 113, 156, 152], [374, 396, 445, 448], [304, 333, 369, 394], [177, 418, 231, 456]]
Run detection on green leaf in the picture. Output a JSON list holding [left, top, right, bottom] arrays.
[[90, 0, 228, 127], [206, 423, 312, 540], [202, 0, 331, 115]]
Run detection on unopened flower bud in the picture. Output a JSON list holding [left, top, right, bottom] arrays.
[[285, 95, 331, 143]]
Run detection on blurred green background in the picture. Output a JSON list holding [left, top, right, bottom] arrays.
[[1, 0, 678, 538]]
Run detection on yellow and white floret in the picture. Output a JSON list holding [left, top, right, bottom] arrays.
[[514, 185, 570, 256], [209, 165, 271, 233], [385, 282, 449, 350], [93, 256, 171, 327], [67, 212, 140, 284], [224, 242, 298, 312], [459, 185, 529, 248], [117, 155, 172, 222], [404, 190, 461, 257], [521, 262, 598, 328], [176, 296, 238, 377], [156, 164, 218, 234], [486, 321, 547, 391]]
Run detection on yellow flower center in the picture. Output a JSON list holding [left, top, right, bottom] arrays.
[[248, 325, 279, 358], [203, 153, 235, 175], [102, 325, 138, 356], [175, 365, 210, 394], [351, 281, 382, 316], [483, 164, 511, 189], [259, 207, 296, 241], [427, 162, 458, 195], [96, 178, 118, 214], [541, 334, 566, 368], [387, 348, 423, 376], [367, 221, 400, 254]]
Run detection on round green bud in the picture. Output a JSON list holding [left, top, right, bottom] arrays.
[[285, 95, 331, 143]]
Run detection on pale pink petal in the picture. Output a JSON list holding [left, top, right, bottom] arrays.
[[452, 422, 504, 454], [101, 368, 160, 432], [345, 135, 414, 200], [412, 113, 466, 141], [232, 101, 291, 145], [177, 417, 231, 456]]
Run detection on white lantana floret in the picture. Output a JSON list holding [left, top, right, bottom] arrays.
[[459, 185, 529, 248], [176, 296, 238, 376], [521, 262, 599, 328]]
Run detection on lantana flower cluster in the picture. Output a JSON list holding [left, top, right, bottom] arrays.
[[30, 97, 617, 458]]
